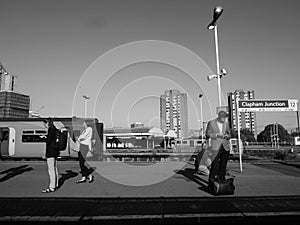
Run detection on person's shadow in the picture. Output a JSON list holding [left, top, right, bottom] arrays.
[[58, 170, 78, 188], [0, 165, 33, 183], [174, 168, 212, 194]]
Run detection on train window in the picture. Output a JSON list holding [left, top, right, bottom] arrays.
[[22, 135, 47, 143], [35, 130, 47, 134], [197, 141, 202, 144], [23, 130, 34, 134], [182, 141, 188, 144], [0, 129, 9, 141]]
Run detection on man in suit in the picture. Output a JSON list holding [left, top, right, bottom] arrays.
[[206, 110, 231, 184]]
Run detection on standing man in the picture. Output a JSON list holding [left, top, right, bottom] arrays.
[[206, 110, 231, 186], [42, 117, 59, 193]]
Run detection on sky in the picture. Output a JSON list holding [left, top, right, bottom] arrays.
[[1, 0, 300, 133]]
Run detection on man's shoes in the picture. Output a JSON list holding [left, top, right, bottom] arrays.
[[76, 177, 87, 183]]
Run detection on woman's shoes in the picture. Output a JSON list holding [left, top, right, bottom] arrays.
[[76, 176, 94, 184], [42, 188, 56, 193], [76, 177, 87, 183], [88, 175, 94, 183]]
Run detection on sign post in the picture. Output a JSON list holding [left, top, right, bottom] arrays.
[[236, 100, 243, 172], [236, 99, 298, 173]]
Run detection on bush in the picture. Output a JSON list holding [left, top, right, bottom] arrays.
[[273, 150, 287, 160]]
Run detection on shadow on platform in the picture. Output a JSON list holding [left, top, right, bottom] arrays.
[[174, 168, 211, 195], [58, 170, 79, 188], [0, 165, 33, 183]]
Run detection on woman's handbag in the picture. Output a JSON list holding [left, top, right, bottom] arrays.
[[71, 141, 80, 152], [86, 150, 93, 158]]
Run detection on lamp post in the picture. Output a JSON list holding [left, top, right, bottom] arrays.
[[82, 95, 90, 118], [207, 6, 224, 107], [199, 94, 204, 148]]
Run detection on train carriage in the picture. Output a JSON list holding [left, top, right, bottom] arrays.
[[0, 117, 103, 159]]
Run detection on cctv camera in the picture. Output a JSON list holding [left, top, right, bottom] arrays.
[[220, 68, 227, 76], [207, 74, 217, 81]]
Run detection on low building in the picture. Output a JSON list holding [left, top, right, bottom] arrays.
[[0, 91, 30, 118], [130, 122, 144, 128], [104, 126, 165, 150]]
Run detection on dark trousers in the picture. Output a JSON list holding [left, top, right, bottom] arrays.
[[78, 144, 91, 177], [209, 145, 229, 181]]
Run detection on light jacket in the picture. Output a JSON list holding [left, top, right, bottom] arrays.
[[78, 127, 93, 151], [205, 119, 231, 151]]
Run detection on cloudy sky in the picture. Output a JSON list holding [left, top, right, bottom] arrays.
[[1, 0, 299, 132]]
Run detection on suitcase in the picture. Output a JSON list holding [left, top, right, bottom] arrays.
[[209, 178, 235, 195]]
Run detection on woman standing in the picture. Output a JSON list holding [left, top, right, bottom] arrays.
[[42, 117, 59, 193], [76, 120, 94, 183]]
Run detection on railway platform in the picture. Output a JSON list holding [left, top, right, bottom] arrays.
[[0, 160, 300, 224]]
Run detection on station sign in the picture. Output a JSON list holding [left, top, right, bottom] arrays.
[[238, 99, 298, 112]]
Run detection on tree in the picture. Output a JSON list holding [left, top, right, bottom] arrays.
[[240, 128, 256, 142], [257, 123, 293, 143], [230, 128, 247, 143]]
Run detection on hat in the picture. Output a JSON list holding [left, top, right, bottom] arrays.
[[218, 110, 228, 118]]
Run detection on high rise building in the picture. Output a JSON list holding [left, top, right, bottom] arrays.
[[0, 62, 30, 118], [160, 89, 188, 138], [0, 62, 16, 91], [1, 74, 16, 91], [227, 89, 257, 136]]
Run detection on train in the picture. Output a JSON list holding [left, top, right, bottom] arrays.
[[0, 117, 241, 160], [0, 117, 103, 159]]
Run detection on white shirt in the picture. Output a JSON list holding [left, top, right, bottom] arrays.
[[78, 127, 93, 150], [217, 121, 223, 134]]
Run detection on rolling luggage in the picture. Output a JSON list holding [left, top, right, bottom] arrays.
[[209, 178, 235, 195]]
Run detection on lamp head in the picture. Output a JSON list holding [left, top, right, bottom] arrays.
[[207, 74, 217, 81], [207, 6, 223, 30], [213, 6, 223, 21], [199, 94, 203, 98]]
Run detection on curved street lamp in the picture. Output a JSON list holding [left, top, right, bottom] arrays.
[[199, 94, 204, 148], [207, 6, 225, 107]]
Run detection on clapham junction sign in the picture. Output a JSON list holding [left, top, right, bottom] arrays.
[[235, 99, 298, 173], [237, 99, 298, 112]]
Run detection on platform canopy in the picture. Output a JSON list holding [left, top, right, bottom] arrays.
[[166, 130, 177, 138], [148, 127, 164, 137]]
